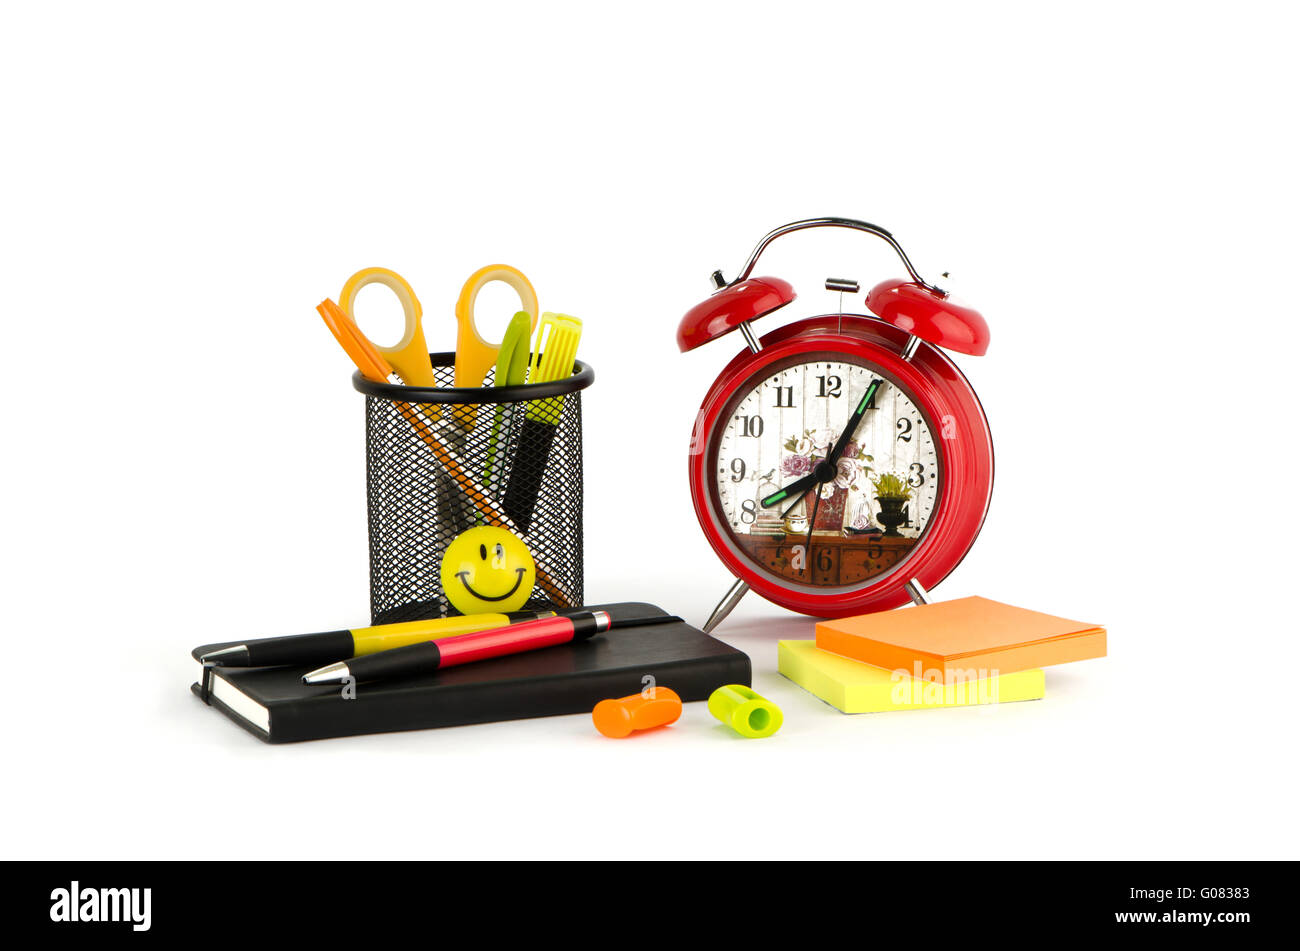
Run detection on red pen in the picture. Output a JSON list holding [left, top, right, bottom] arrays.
[[301, 611, 612, 684]]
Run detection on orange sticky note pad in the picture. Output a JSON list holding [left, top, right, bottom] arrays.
[[815, 596, 1106, 679]]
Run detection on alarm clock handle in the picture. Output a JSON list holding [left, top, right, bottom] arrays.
[[726, 217, 945, 296]]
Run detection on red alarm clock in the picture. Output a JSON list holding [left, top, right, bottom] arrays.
[[679, 218, 994, 632]]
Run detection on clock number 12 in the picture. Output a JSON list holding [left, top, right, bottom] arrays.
[[817, 375, 842, 398]]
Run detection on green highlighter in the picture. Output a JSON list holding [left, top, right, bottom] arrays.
[[485, 311, 533, 500], [502, 312, 583, 533]]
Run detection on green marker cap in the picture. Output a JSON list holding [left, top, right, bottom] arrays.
[[708, 684, 783, 739]]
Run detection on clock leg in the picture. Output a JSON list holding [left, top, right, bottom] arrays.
[[703, 578, 750, 634]]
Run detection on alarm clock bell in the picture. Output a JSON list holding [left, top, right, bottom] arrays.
[[676, 276, 795, 353], [865, 278, 989, 357]]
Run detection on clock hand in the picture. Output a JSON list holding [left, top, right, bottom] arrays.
[[802, 448, 829, 575], [760, 378, 884, 509], [775, 440, 832, 521], [778, 490, 807, 520], [762, 472, 819, 509], [828, 377, 883, 463]]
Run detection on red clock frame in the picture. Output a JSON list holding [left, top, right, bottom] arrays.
[[687, 314, 994, 618]]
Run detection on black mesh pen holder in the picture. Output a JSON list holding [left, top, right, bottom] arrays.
[[355, 353, 594, 625]]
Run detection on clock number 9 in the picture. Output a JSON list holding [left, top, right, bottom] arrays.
[[730, 458, 746, 482]]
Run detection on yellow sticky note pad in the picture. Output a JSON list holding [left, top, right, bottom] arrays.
[[778, 640, 1044, 713]]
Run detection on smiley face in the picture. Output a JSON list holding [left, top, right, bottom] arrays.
[[440, 526, 536, 614]]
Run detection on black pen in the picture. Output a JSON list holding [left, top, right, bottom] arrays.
[[199, 610, 552, 668]]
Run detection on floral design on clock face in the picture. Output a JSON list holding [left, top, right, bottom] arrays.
[[709, 357, 941, 588]]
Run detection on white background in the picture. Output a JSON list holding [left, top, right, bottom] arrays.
[[2, 1, 1297, 860]]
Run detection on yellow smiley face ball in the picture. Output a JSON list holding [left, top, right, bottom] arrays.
[[440, 526, 536, 614]]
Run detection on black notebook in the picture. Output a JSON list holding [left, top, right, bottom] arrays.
[[190, 602, 750, 743]]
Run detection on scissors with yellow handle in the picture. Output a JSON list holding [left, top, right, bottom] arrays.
[[336, 265, 539, 390], [452, 265, 540, 388]]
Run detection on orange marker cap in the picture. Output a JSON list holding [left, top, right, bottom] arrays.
[[592, 687, 682, 738]]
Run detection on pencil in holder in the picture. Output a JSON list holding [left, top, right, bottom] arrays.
[[355, 352, 594, 624]]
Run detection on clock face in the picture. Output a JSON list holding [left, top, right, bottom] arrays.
[[707, 353, 942, 590]]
